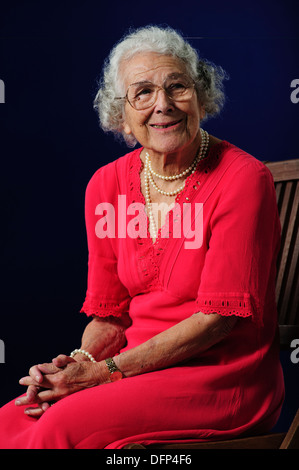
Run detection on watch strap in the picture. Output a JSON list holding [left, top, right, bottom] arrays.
[[105, 357, 123, 382]]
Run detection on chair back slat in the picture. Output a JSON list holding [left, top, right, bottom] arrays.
[[277, 182, 299, 324], [265, 159, 299, 334]]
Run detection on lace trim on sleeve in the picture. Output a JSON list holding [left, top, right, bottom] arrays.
[[195, 292, 263, 325], [80, 295, 131, 318]]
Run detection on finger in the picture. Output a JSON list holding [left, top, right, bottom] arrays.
[[24, 406, 45, 417], [52, 354, 75, 368], [15, 386, 40, 406], [41, 402, 51, 412], [26, 385, 40, 403], [37, 362, 61, 375], [28, 402, 55, 415], [19, 375, 40, 387], [28, 364, 44, 384], [15, 395, 30, 406], [37, 389, 57, 403]]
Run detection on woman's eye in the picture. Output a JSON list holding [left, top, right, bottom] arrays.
[[136, 88, 153, 97], [169, 82, 186, 91]]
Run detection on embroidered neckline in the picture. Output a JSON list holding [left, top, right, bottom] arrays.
[[127, 140, 232, 293], [131, 140, 231, 247]]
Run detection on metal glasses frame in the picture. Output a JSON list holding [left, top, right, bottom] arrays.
[[115, 74, 196, 110]]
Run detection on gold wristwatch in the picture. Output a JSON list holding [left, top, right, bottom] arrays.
[[105, 357, 123, 382]]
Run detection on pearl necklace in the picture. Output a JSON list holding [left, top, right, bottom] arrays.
[[145, 129, 209, 196], [147, 128, 208, 182], [144, 129, 209, 239]]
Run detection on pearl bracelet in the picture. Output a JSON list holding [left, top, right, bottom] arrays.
[[70, 349, 96, 363]]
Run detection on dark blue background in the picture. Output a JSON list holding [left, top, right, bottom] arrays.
[[0, 0, 298, 436]]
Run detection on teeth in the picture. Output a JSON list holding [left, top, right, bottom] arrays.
[[152, 123, 175, 129]]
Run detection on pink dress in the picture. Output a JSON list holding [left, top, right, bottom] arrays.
[[0, 141, 285, 448]]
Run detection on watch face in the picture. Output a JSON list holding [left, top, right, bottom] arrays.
[[110, 370, 123, 382]]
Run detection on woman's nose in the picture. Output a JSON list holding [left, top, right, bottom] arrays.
[[154, 88, 175, 113]]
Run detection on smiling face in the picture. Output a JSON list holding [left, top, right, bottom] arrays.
[[120, 52, 205, 158]]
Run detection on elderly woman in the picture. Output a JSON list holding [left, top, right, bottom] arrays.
[[0, 25, 284, 449]]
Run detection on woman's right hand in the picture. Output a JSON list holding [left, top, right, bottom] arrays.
[[15, 355, 75, 417]]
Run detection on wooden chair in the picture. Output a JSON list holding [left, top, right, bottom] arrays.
[[124, 159, 299, 450]]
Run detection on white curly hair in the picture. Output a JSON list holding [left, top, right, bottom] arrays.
[[93, 25, 228, 147]]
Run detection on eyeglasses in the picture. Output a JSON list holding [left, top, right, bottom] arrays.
[[115, 73, 196, 111]]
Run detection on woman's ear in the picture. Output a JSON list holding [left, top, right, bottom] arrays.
[[123, 121, 132, 135], [199, 105, 206, 121]]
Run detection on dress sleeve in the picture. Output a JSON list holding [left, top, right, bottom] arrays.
[[195, 160, 280, 325], [80, 168, 131, 318]]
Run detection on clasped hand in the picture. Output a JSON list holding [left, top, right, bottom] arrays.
[[15, 355, 101, 417]]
